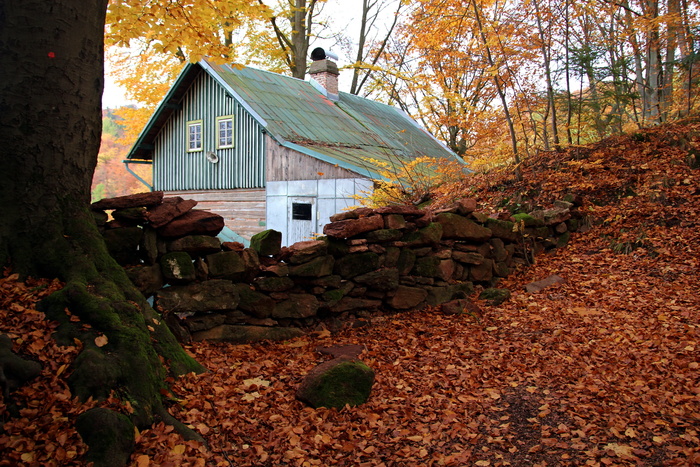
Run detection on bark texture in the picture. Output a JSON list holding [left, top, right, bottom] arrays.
[[0, 1, 205, 464]]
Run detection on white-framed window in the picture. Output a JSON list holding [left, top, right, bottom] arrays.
[[187, 120, 203, 152], [216, 115, 234, 149]]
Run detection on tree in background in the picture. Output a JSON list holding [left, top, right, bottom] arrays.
[[0, 2, 204, 464]]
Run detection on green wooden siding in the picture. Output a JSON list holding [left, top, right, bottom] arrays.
[[153, 72, 266, 191]]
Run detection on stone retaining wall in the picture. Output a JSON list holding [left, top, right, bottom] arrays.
[[91, 192, 585, 343]]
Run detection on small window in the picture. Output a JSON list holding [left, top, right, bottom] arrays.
[[187, 120, 203, 152], [292, 203, 312, 220], [216, 115, 234, 149]]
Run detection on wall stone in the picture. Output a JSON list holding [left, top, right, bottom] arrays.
[[93, 192, 586, 343]]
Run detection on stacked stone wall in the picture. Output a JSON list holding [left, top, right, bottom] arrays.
[[92, 192, 586, 343]]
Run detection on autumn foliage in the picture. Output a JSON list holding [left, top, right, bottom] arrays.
[[2, 121, 700, 465]]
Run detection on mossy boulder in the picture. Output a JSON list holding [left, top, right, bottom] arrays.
[[485, 218, 519, 242], [412, 256, 441, 277], [512, 213, 544, 227], [479, 288, 511, 306], [159, 251, 196, 283], [353, 268, 400, 291], [334, 252, 380, 279], [402, 222, 443, 246], [250, 229, 282, 256], [288, 255, 335, 278], [206, 251, 246, 280], [296, 357, 375, 409]]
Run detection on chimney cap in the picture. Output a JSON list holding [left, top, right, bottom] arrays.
[[310, 47, 338, 62]]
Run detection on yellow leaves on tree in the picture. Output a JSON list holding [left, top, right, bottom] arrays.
[[354, 155, 467, 207]]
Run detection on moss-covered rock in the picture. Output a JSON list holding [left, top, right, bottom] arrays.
[[402, 222, 443, 246], [289, 255, 335, 278], [512, 213, 544, 227], [334, 252, 380, 279], [250, 229, 282, 256], [412, 256, 441, 277], [296, 357, 375, 409], [160, 251, 196, 283], [479, 288, 511, 306], [354, 268, 400, 291], [206, 251, 245, 280]]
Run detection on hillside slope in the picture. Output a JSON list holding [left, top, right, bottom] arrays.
[[1, 122, 698, 466]]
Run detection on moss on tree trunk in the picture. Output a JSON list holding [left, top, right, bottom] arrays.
[[0, 1, 206, 464]]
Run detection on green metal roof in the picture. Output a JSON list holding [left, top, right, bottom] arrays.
[[127, 59, 460, 178]]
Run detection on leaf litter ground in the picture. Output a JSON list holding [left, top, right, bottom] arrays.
[[1, 122, 699, 466]]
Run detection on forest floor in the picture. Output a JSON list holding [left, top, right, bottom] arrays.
[[1, 121, 699, 466]]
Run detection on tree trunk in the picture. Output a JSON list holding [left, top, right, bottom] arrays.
[[0, 1, 204, 464], [470, 0, 521, 180]]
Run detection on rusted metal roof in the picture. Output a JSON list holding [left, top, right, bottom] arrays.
[[127, 59, 460, 178]]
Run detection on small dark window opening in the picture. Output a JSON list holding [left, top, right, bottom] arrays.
[[292, 203, 312, 220]]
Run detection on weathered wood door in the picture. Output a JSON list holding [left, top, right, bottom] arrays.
[[287, 196, 317, 245]]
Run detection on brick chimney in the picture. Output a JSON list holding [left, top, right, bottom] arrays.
[[309, 48, 339, 101]]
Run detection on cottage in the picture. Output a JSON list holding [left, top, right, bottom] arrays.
[[125, 49, 460, 246]]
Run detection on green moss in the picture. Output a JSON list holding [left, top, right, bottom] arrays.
[[303, 361, 375, 409], [76, 408, 135, 467], [512, 213, 544, 227]]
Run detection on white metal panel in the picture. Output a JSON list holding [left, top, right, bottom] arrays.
[[317, 198, 337, 228], [266, 180, 289, 196], [317, 179, 336, 197], [266, 195, 288, 245], [287, 180, 318, 196]]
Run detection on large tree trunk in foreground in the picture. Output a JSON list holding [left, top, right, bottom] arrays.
[[0, 1, 204, 464]]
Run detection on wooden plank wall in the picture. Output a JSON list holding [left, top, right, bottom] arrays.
[[266, 135, 358, 181], [165, 188, 266, 240]]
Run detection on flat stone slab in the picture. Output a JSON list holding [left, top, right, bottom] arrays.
[[524, 274, 566, 293]]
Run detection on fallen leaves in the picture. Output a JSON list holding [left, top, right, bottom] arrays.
[[2, 122, 700, 466]]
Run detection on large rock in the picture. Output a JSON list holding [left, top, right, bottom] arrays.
[[401, 222, 443, 246], [233, 283, 276, 319], [328, 297, 382, 314], [158, 210, 225, 238], [273, 294, 320, 319], [296, 356, 375, 409], [192, 325, 304, 343], [334, 252, 380, 279], [250, 229, 282, 256], [388, 285, 428, 309], [91, 191, 164, 210], [286, 240, 328, 264], [435, 213, 492, 241], [524, 274, 566, 293], [485, 218, 519, 242], [146, 197, 198, 228], [103, 227, 143, 266], [124, 264, 164, 298], [254, 276, 295, 292], [288, 255, 335, 278], [159, 251, 196, 283], [354, 268, 400, 291], [375, 205, 424, 216], [167, 235, 221, 255], [329, 207, 375, 222], [412, 256, 441, 278], [323, 215, 384, 239], [155, 279, 240, 314], [206, 251, 246, 280]]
